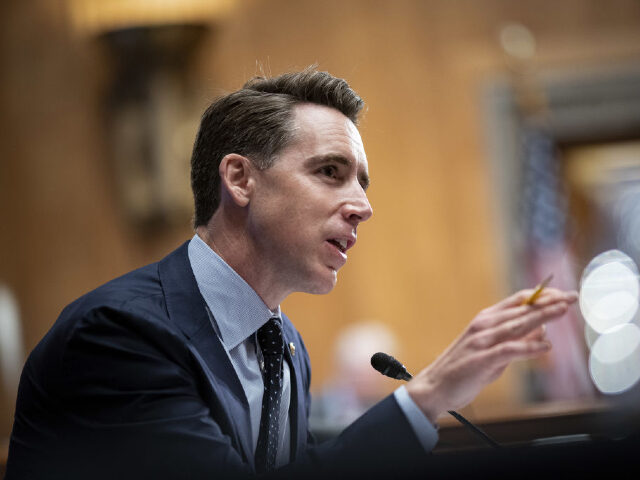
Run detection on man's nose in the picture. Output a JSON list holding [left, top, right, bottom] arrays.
[[342, 187, 373, 225]]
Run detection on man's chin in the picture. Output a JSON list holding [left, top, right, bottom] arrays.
[[304, 268, 338, 295]]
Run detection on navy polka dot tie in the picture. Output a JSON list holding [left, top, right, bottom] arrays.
[[255, 318, 284, 473]]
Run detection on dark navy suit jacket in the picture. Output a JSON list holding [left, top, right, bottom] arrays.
[[6, 243, 425, 479]]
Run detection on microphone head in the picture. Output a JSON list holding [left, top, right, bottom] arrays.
[[370, 352, 412, 381], [370, 352, 394, 372]]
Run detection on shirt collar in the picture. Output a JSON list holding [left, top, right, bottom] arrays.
[[187, 233, 281, 350]]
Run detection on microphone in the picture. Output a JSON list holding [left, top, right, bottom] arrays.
[[371, 352, 413, 381], [370, 352, 501, 449]]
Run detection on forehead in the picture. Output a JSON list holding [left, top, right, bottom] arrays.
[[289, 103, 368, 170]]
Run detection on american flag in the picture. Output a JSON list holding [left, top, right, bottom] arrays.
[[519, 126, 595, 400]]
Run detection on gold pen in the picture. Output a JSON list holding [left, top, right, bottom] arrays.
[[522, 274, 554, 305]]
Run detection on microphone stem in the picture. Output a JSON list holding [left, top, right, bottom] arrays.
[[447, 410, 501, 449]]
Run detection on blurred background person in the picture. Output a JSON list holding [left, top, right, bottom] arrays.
[[309, 321, 399, 439]]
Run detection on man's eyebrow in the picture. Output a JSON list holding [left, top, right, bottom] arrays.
[[307, 154, 370, 190], [306, 154, 351, 167]]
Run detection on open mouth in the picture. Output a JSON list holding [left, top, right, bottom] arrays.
[[327, 239, 348, 253]]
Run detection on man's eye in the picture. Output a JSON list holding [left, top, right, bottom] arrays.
[[319, 165, 339, 178]]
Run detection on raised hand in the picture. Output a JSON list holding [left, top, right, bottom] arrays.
[[405, 288, 578, 423]]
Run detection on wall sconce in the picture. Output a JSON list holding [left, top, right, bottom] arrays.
[[67, 1, 235, 227], [100, 23, 207, 227]]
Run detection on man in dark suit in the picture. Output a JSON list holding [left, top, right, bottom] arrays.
[[6, 69, 577, 479]]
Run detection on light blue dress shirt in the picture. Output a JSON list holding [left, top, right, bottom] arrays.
[[187, 234, 438, 467]]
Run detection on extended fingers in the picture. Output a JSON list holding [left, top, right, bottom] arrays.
[[482, 289, 535, 312], [534, 289, 578, 307], [486, 338, 552, 366], [472, 291, 572, 331], [484, 288, 577, 313], [460, 338, 552, 387], [469, 301, 567, 349]]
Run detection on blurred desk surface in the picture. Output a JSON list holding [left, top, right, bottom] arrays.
[[414, 399, 640, 479], [311, 397, 637, 453], [435, 398, 635, 453]]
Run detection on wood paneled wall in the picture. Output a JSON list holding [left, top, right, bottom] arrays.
[[1, 0, 640, 437]]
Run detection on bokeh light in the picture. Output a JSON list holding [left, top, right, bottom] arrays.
[[579, 250, 639, 334], [589, 323, 640, 394], [579, 250, 640, 394]]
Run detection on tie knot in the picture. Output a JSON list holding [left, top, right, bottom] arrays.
[[257, 318, 283, 356]]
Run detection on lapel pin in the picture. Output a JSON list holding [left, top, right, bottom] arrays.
[[289, 342, 296, 356]]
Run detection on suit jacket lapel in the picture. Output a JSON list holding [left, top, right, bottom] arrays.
[[281, 318, 307, 461], [157, 242, 254, 465]]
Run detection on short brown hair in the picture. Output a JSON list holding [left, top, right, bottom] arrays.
[[190, 68, 364, 227]]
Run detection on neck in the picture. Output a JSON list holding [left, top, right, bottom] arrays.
[[196, 214, 290, 310]]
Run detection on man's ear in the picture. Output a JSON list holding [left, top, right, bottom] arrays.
[[219, 153, 254, 207]]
